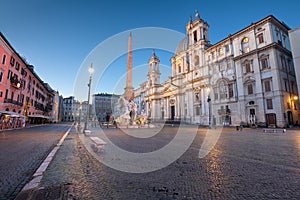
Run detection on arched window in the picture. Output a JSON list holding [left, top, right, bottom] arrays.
[[241, 37, 250, 53]]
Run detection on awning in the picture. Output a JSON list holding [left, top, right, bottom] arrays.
[[28, 114, 51, 119], [0, 110, 25, 118]]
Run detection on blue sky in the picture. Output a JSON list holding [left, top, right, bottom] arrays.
[[0, 0, 299, 100]]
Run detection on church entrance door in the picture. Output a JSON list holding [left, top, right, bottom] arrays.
[[171, 106, 175, 120]]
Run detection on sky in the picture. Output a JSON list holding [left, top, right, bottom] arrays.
[[0, 0, 299, 100]]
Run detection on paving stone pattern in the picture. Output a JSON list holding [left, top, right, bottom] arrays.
[[0, 124, 68, 200], [37, 127, 300, 200]]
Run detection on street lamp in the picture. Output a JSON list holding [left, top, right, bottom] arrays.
[[84, 64, 94, 132], [207, 87, 211, 129]]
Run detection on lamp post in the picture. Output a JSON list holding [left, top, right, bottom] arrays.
[[84, 64, 94, 132], [207, 87, 211, 129]]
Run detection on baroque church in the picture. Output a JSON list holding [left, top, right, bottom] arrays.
[[133, 12, 299, 128]]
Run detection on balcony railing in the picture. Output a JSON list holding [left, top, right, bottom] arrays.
[[4, 98, 23, 106]]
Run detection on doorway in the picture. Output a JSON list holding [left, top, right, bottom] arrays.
[[266, 113, 276, 127], [171, 106, 175, 120], [287, 111, 293, 126]]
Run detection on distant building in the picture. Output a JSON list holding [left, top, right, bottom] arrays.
[[0, 32, 56, 124], [134, 13, 299, 128], [93, 93, 120, 121], [63, 96, 88, 122], [58, 95, 64, 122]]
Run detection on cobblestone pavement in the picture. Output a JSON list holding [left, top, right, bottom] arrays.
[[30, 126, 300, 200], [0, 124, 70, 200]]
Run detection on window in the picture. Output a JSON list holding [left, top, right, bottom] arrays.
[[178, 65, 181, 73], [7, 70, 12, 80], [276, 29, 282, 45], [225, 45, 230, 52], [291, 81, 295, 94], [287, 59, 293, 72], [218, 47, 223, 56], [214, 88, 218, 100], [0, 71, 3, 82], [10, 57, 15, 66], [257, 33, 264, 44], [261, 57, 269, 70], [219, 61, 225, 71], [264, 80, 271, 92], [203, 28, 207, 40], [228, 83, 234, 98], [211, 52, 215, 60], [21, 68, 27, 77], [15, 62, 20, 70], [5, 89, 8, 99], [247, 84, 253, 95], [283, 79, 288, 91], [250, 108, 255, 116], [2, 54, 6, 65], [283, 34, 287, 47], [195, 93, 200, 101], [241, 37, 250, 53], [21, 80, 26, 89], [193, 30, 197, 43], [0, 90, 2, 97], [280, 55, 286, 70], [266, 99, 273, 109], [245, 62, 251, 73]]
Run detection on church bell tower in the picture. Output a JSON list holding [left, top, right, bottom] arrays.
[[186, 10, 210, 47], [147, 49, 160, 86]]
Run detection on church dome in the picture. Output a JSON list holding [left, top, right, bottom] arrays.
[[175, 36, 189, 54]]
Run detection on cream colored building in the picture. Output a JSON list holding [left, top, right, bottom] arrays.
[[289, 26, 300, 110], [134, 13, 299, 128]]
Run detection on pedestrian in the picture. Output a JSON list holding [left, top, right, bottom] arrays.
[[240, 125, 243, 131], [106, 113, 110, 128]]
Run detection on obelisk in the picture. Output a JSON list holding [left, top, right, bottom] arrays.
[[124, 32, 134, 100]]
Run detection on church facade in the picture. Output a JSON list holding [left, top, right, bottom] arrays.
[[134, 13, 299, 128]]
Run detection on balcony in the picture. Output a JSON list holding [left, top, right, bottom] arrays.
[[34, 101, 45, 111], [217, 108, 231, 116], [4, 98, 23, 106]]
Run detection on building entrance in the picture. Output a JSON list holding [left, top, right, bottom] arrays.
[[171, 106, 175, 120]]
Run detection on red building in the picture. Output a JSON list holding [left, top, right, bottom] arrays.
[[0, 32, 54, 126]]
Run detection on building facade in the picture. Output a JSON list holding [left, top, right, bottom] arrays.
[[289, 26, 300, 108], [63, 96, 89, 123], [93, 93, 120, 121], [0, 32, 55, 123], [134, 13, 299, 128]]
